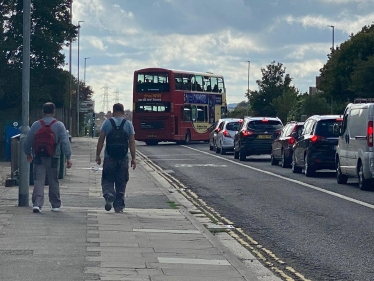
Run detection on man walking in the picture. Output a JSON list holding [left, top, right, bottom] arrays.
[[23, 102, 72, 213], [95, 103, 136, 213]]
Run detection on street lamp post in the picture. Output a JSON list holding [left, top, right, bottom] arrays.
[[328, 25, 334, 51], [328, 25, 335, 113], [19, 0, 31, 206], [84, 57, 90, 85], [247, 61, 250, 116], [77, 20, 84, 137], [68, 0, 73, 134]]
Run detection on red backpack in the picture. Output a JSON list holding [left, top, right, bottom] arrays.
[[33, 119, 57, 157]]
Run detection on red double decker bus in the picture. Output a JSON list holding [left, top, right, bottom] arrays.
[[132, 68, 227, 145]]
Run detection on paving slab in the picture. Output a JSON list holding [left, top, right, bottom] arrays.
[[0, 138, 283, 281]]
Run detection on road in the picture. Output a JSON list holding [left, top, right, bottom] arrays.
[[137, 141, 374, 281]]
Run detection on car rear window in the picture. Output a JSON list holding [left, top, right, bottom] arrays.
[[315, 120, 342, 137], [247, 120, 282, 131], [226, 122, 240, 131]]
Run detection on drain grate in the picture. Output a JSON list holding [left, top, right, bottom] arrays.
[[0, 250, 33, 256]]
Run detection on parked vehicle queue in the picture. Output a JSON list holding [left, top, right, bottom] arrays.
[[208, 107, 373, 190]]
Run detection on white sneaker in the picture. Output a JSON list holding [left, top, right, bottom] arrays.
[[33, 206, 41, 213], [51, 207, 60, 212]]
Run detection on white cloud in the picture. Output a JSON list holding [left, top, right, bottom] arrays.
[[87, 36, 106, 50], [65, 0, 373, 112]]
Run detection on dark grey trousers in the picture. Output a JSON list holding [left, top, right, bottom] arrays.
[[101, 157, 129, 207], [32, 157, 61, 209]]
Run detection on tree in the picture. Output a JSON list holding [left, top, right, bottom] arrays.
[[246, 61, 293, 117], [271, 87, 298, 123], [0, 0, 77, 109], [319, 25, 374, 105]]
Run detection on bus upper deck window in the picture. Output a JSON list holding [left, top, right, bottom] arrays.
[[204, 76, 211, 92], [218, 77, 224, 93]]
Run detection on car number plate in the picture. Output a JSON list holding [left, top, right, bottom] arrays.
[[257, 135, 272, 139], [147, 134, 158, 138]]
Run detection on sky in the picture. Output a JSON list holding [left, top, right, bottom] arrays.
[[64, 0, 374, 113]]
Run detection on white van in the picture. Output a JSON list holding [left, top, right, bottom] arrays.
[[336, 99, 374, 190]]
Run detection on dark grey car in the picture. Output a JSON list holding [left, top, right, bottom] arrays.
[[234, 117, 283, 161]]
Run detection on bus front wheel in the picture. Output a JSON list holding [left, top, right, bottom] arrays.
[[185, 130, 191, 144]]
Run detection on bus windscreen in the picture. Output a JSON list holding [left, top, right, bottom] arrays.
[[135, 101, 171, 113]]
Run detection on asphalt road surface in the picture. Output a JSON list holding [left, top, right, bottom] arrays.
[[137, 141, 374, 281]]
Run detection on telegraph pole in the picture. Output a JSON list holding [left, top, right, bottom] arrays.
[[19, 0, 31, 206]]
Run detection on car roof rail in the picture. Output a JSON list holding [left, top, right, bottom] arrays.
[[354, 98, 374, 104]]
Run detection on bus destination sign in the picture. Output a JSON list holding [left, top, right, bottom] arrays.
[[137, 93, 162, 102]]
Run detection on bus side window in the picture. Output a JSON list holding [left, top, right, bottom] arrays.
[[218, 77, 224, 93], [175, 74, 183, 90], [197, 106, 206, 121], [204, 76, 211, 92], [211, 77, 218, 92], [195, 75, 203, 92], [191, 76, 196, 91], [182, 106, 191, 121], [183, 75, 192, 91]]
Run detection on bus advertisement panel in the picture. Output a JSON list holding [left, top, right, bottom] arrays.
[[132, 68, 227, 145]]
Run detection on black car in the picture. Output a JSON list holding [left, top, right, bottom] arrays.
[[271, 121, 304, 168], [292, 115, 342, 177], [234, 117, 283, 161]]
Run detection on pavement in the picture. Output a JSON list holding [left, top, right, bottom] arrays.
[[0, 137, 282, 281]]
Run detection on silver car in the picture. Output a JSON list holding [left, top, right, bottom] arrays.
[[214, 119, 241, 155]]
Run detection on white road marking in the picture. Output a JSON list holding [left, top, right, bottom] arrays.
[[175, 164, 227, 167], [183, 146, 374, 210], [147, 159, 195, 161]]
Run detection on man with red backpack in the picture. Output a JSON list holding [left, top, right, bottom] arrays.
[[23, 102, 72, 213]]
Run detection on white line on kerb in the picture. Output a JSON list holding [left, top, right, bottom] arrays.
[[183, 146, 374, 210]]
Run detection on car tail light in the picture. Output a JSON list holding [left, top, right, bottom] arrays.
[[367, 121, 373, 147], [310, 135, 325, 142], [215, 128, 221, 133], [288, 137, 295, 145], [262, 119, 269, 122], [223, 130, 230, 137], [241, 129, 254, 137]]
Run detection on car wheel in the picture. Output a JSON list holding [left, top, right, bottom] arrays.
[[358, 163, 370, 191], [281, 150, 290, 168], [336, 159, 348, 184], [234, 150, 239, 159], [220, 145, 226, 155], [304, 155, 315, 177], [215, 143, 221, 153], [185, 130, 191, 144], [270, 154, 279, 166], [292, 157, 302, 173], [239, 150, 246, 161]]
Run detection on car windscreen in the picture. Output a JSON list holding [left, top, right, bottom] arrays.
[[226, 122, 240, 131], [247, 120, 282, 131], [315, 120, 342, 137]]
